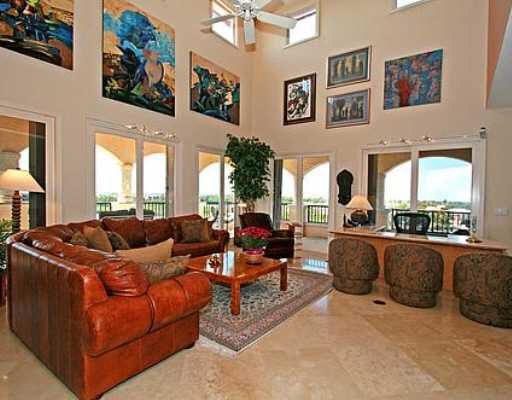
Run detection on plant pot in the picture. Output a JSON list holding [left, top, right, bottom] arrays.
[[243, 249, 265, 265]]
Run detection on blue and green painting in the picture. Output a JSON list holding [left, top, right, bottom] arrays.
[[103, 0, 176, 117], [0, 0, 74, 69], [190, 52, 240, 126]]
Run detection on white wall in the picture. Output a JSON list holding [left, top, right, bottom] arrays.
[[251, 0, 512, 247], [0, 0, 254, 221]]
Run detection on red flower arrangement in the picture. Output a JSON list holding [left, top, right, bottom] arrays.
[[239, 227, 271, 251]]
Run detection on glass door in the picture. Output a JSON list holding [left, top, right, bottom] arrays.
[[198, 151, 222, 228]]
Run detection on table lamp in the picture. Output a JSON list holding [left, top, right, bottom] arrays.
[[346, 195, 373, 226], [0, 169, 45, 234]]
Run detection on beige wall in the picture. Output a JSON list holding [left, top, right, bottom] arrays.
[[252, 0, 512, 247], [0, 0, 254, 221]]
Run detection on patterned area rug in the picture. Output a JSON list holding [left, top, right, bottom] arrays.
[[199, 268, 333, 352]]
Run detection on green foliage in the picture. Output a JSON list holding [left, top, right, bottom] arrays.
[[0, 220, 12, 273], [225, 135, 275, 207]]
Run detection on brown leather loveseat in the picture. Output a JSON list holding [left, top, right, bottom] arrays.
[[6, 215, 222, 399]]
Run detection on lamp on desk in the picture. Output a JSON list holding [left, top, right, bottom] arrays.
[[0, 169, 45, 234], [346, 195, 373, 226]]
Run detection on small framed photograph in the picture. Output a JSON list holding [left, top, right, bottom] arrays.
[[283, 73, 317, 125], [326, 89, 371, 129], [327, 46, 371, 88]]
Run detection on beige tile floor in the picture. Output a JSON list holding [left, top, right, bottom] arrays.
[[1, 253, 512, 399]]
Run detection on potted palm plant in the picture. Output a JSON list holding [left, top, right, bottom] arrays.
[[0, 219, 11, 307]]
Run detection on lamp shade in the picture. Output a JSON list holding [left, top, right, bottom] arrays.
[[346, 195, 373, 211], [0, 169, 45, 193]]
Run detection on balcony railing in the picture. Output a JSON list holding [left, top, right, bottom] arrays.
[[200, 202, 236, 223], [280, 203, 329, 225], [95, 201, 167, 219], [389, 209, 471, 235], [96, 202, 112, 212]]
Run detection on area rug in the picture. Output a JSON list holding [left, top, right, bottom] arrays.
[[199, 268, 333, 352]]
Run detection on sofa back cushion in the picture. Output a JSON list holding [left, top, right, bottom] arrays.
[[102, 217, 146, 248], [144, 219, 173, 245], [240, 213, 273, 231]]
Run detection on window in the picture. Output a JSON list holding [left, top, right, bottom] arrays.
[[364, 142, 485, 236], [394, 0, 428, 10], [211, 0, 237, 46], [287, 7, 318, 46]]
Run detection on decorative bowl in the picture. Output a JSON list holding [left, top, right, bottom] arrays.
[[243, 249, 265, 265]]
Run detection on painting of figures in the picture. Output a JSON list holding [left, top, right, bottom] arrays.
[[327, 46, 371, 88], [103, 0, 176, 116], [190, 52, 240, 125], [0, 0, 74, 69], [283, 73, 316, 125], [326, 89, 370, 129], [384, 49, 443, 110]]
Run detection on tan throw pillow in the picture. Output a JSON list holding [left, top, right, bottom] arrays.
[[116, 238, 174, 263], [70, 231, 89, 247], [83, 226, 113, 253], [181, 219, 210, 243], [139, 256, 190, 285], [108, 231, 130, 251]]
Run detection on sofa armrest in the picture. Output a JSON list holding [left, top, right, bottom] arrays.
[[212, 229, 230, 252]]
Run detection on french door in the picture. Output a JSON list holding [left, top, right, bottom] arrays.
[[93, 131, 174, 220]]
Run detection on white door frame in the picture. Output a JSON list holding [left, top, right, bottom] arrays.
[[0, 103, 60, 225], [360, 137, 487, 236], [274, 151, 336, 231], [86, 118, 176, 220]]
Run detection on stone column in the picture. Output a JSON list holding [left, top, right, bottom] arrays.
[[118, 163, 134, 204]]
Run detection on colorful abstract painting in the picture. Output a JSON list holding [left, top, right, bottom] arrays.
[[190, 52, 240, 125], [103, 0, 176, 116], [384, 49, 443, 110], [0, 0, 74, 69], [283, 73, 316, 125]]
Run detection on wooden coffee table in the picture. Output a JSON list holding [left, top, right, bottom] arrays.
[[187, 251, 288, 315]]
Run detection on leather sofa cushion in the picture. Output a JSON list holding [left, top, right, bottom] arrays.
[[102, 217, 146, 248], [68, 220, 102, 234], [172, 241, 220, 257], [144, 219, 173, 245], [147, 272, 211, 332], [85, 296, 152, 356]]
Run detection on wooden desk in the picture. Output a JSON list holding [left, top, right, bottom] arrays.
[[330, 229, 509, 291]]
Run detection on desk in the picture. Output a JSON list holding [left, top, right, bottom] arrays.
[[330, 229, 509, 291]]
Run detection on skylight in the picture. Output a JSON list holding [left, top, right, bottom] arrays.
[[396, 0, 426, 9], [211, 0, 237, 46], [287, 7, 318, 46]]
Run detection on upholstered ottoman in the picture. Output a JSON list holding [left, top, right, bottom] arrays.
[[454, 253, 512, 328], [329, 238, 380, 295], [384, 244, 444, 308]]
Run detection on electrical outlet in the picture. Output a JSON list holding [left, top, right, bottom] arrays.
[[495, 208, 510, 217]]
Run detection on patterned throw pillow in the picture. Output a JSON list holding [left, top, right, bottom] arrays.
[[108, 231, 130, 251], [181, 219, 210, 243], [70, 231, 89, 247], [83, 226, 113, 253], [139, 256, 190, 285]]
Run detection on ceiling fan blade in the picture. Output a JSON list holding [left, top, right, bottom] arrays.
[[201, 14, 236, 26], [254, 0, 273, 9], [244, 19, 256, 45], [256, 11, 297, 29]]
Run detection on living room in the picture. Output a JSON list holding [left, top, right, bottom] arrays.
[[1, 0, 512, 399]]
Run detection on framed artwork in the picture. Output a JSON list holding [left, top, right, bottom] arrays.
[[384, 49, 443, 110], [327, 46, 371, 88], [0, 0, 74, 69], [190, 52, 240, 125], [326, 89, 370, 129], [103, 0, 176, 116], [283, 73, 316, 125]]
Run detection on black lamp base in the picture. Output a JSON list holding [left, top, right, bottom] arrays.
[[350, 210, 368, 226]]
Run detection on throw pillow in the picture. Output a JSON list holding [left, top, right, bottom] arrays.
[[170, 221, 183, 243], [108, 231, 130, 251], [70, 231, 89, 247], [83, 226, 113, 253], [102, 217, 146, 248], [181, 219, 210, 243], [116, 238, 174, 263], [139, 256, 190, 285]]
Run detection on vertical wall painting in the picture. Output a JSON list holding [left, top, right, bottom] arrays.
[[0, 0, 74, 69], [190, 51, 240, 125], [283, 73, 316, 125], [384, 49, 443, 110], [103, 0, 176, 116]]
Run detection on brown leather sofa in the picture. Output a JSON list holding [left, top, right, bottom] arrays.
[[6, 215, 222, 400]]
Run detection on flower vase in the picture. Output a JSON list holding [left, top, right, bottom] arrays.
[[243, 249, 265, 265]]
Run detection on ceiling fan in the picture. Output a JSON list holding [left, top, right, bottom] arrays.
[[201, 0, 297, 45]]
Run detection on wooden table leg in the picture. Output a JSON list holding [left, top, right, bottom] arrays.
[[231, 281, 241, 315], [280, 266, 288, 291]]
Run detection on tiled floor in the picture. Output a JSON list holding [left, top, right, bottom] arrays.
[[2, 254, 512, 399]]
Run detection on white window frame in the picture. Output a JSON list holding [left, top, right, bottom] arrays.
[[284, 1, 320, 49], [86, 118, 175, 220], [360, 137, 487, 236], [210, 0, 238, 48], [0, 103, 60, 225], [391, 0, 433, 13]]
